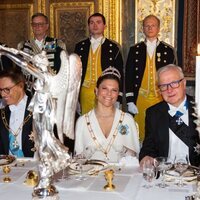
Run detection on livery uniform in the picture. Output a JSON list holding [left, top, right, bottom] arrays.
[[75, 38, 123, 114], [18, 36, 66, 93], [125, 40, 177, 140], [18, 36, 66, 74]]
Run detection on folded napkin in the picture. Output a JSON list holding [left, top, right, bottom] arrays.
[[119, 156, 139, 167]]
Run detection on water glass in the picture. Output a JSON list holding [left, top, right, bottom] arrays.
[[154, 157, 173, 188], [142, 160, 156, 189], [174, 155, 189, 187]]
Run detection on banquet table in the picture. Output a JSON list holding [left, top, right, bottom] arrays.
[[0, 159, 196, 200]]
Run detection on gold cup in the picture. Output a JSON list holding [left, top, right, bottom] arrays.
[[104, 169, 116, 191], [24, 170, 38, 186], [2, 165, 11, 183]]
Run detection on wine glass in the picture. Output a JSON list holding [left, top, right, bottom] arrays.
[[73, 151, 87, 181], [142, 160, 156, 189], [174, 155, 189, 187], [60, 151, 73, 180], [154, 157, 173, 188]]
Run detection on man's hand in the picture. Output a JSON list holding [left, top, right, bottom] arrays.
[[139, 156, 154, 169]]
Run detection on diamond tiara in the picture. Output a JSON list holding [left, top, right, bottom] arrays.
[[101, 66, 121, 79]]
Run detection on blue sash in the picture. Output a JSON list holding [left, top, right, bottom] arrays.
[[9, 132, 24, 157]]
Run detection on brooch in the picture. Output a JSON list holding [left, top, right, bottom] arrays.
[[118, 124, 129, 135]]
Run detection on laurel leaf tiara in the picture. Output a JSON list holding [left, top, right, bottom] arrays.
[[101, 66, 121, 79]]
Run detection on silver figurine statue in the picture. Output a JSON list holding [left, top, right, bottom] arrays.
[[0, 45, 82, 198]]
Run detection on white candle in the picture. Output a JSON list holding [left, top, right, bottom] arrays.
[[196, 44, 200, 116]]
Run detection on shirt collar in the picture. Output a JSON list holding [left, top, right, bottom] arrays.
[[90, 36, 105, 44], [9, 95, 27, 112], [168, 97, 188, 117]]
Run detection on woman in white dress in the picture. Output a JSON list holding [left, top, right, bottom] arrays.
[[75, 67, 140, 163]]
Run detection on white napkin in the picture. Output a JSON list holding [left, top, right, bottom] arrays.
[[119, 156, 139, 167]]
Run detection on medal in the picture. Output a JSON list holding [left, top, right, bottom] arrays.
[[12, 139, 19, 148]]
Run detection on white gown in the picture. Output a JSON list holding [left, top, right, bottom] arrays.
[[75, 108, 140, 163]]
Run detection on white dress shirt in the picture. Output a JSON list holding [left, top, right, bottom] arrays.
[[90, 36, 105, 52], [146, 39, 157, 58], [9, 95, 28, 150]]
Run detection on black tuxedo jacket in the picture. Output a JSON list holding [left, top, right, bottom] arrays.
[[139, 95, 200, 166], [0, 96, 34, 157]]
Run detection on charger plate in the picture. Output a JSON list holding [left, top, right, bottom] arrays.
[[0, 155, 16, 166], [165, 167, 197, 181], [69, 159, 108, 175]]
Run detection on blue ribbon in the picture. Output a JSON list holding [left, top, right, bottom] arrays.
[[9, 132, 24, 158]]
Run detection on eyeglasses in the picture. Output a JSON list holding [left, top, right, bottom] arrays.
[[31, 23, 47, 28], [158, 78, 184, 92], [143, 24, 158, 29], [0, 82, 21, 94]]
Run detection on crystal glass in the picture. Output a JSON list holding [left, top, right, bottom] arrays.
[[73, 151, 87, 181], [60, 151, 73, 180], [174, 155, 189, 187], [142, 160, 156, 189], [154, 157, 173, 188]]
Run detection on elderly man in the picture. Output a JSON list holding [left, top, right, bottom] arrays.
[[0, 69, 34, 157], [74, 13, 123, 115], [125, 15, 177, 141], [139, 64, 200, 167], [18, 13, 66, 93]]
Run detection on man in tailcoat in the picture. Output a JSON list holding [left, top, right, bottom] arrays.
[[139, 64, 200, 167], [74, 13, 123, 114], [125, 14, 177, 141], [0, 69, 34, 157]]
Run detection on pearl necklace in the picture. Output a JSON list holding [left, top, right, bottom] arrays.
[[85, 110, 125, 159]]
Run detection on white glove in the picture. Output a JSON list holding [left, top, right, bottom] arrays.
[[127, 102, 138, 114]]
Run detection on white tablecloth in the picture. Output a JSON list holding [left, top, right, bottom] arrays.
[[0, 160, 196, 200]]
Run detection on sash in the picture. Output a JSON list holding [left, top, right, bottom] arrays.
[[169, 114, 190, 148], [9, 132, 24, 158]]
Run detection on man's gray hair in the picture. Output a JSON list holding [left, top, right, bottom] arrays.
[[157, 64, 184, 83]]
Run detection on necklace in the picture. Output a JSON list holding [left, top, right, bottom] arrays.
[[1, 109, 32, 148], [85, 110, 125, 159]]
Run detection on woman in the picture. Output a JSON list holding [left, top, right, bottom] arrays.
[[75, 67, 140, 163]]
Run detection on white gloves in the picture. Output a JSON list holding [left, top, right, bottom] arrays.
[[127, 102, 138, 114]]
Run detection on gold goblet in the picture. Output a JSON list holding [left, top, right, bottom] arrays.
[[104, 169, 116, 191], [2, 165, 11, 183]]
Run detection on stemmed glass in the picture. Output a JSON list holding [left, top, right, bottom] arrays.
[[73, 151, 87, 181], [174, 155, 189, 187], [60, 151, 73, 180], [142, 160, 156, 189], [154, 157, 173, 188]]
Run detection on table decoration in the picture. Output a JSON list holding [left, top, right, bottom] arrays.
[[104, 169, 116, 191], [2, 165, 11, 183], [24, 170, 39, 186], [0, 45, 82, 198]]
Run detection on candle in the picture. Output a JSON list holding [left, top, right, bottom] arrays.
[[195, 44, 200, 116]]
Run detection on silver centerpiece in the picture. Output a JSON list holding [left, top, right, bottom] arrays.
[[0, 45, 82, 198]]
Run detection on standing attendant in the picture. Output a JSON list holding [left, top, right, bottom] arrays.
[[125, 14, 177, 140], [75, 13, 123, 115]]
